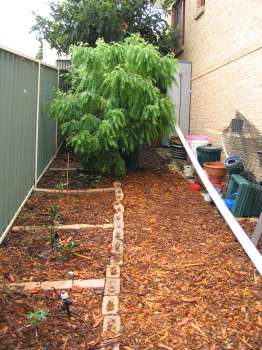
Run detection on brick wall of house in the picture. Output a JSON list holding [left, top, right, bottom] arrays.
[[179, 0, 262, 136]]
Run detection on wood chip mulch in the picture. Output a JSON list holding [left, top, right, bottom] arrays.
[[15, 192, 115, 226], [0, 228, 111, 282], [38, 169, 114, 190], [0, 288, 103, 350], [1, 146, 261, 349], [120, 163, 262, 349]]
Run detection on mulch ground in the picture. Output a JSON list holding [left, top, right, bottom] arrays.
[[0, 288, 103, 350], [1, 146, 261, 349], [0, 147, 114, 349], [15, 192, 114, 226], [119, 150, 262, 350], [0, 228, 111, 282], [42, 146, 115, 190], [38, 169, 114, 190]]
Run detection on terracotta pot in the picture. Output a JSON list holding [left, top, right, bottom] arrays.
[[204, 162, 227, 179]]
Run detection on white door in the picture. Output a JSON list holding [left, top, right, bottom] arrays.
[[162, 60, 192, 145]]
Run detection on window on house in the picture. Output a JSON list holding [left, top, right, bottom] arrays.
[[171, 0, 185, 47]]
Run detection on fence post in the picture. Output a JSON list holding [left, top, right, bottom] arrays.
[[56, 68, 60, 151], [34, 61, 41, 186]]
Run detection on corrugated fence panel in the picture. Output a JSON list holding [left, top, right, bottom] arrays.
[[0, 49, 38, 233], [37, 65, 58, 177]]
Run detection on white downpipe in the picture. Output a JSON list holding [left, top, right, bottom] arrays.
[[176, 125, 262, 276], [35, 61, 41, 186], [0, 186, 35, 245]]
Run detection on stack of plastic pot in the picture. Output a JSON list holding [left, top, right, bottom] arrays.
[[170, 137, 187, 160]]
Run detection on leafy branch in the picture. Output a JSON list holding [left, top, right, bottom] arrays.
[[50, 35, 177, 176]]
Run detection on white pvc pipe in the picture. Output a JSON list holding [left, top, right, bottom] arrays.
[[176, 125, 262, 276]]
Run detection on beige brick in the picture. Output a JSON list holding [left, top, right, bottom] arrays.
[[102, 315, 121, 337], [102, 296, 119, 315], [106, 265, 121, 279], [104, 278, 120, 296]]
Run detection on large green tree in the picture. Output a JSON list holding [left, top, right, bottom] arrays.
[[33, 0, 177, 55], [49, 35, 177, 176]]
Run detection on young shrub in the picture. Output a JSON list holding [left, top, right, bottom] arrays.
[[26, 309, 49, 326], [50, 35, 177, 176]]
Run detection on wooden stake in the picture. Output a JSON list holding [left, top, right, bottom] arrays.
[[67, 153, 70, 191]]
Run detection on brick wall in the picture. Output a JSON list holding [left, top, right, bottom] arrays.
[[178, 0, 262, 136]]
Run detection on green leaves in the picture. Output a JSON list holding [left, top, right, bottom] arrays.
[[50, 35, 176, 176], [32, 0, 179, 55], [26, 309, 49, 326]]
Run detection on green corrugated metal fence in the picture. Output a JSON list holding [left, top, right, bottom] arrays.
[[38, 65, 58, 177], [0, 47, 60, 239]]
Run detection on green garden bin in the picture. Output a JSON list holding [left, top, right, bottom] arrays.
[[197, 144, 222, 166]]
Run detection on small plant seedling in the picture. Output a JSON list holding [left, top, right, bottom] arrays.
[[48, 203, 61, 224], [47, 204, 61, 253], [47, 226, 59, 252], [55, 181, 66, 192], [58, 240, 78, 260], [26, 309, 49, 326]]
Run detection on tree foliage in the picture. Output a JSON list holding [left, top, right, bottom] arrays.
[[50, 35, 177, 176], [33, 0, 178, 55]]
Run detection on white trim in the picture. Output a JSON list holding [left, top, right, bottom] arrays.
[[176, 125, 262, 276], [0, 186, 35, 245], [0, 44, 57, 70], [35, 61, 41, 186]]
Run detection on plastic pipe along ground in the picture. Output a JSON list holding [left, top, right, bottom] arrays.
[[175, 125, 262, 276]]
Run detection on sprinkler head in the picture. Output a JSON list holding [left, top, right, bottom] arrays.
[[61, 290, 72, 316], [61, 290, 69, 301]]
